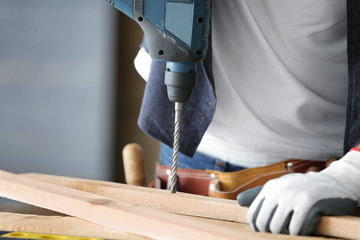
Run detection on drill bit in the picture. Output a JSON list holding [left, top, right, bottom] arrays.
[[169, 102, 183, 193]]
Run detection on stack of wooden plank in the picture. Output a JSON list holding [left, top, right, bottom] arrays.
[[0, 170, 358, 239]]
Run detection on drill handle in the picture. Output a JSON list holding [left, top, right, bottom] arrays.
[[108, 0, 211, 63]]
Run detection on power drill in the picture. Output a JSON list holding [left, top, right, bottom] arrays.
[[107, 0, 211, 193]]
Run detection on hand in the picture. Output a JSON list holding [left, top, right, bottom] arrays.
[[237, 149, 360, 235]]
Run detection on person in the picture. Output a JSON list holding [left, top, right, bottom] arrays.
[[134, 0, 360, 236]]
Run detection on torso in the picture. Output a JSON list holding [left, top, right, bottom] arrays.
[[197, 0, 348, 167]]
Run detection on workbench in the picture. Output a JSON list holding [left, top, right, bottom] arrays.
[[0, 171, 357, 240]]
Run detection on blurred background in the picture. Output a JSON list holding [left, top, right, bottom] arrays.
[[0, 0, 160, 183]]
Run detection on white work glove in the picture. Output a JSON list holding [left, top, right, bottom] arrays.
[[237, 149, 360, 235]]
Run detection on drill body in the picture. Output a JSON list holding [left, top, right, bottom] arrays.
[[108, 0, 211, 103], [108, 0, 211, 193]]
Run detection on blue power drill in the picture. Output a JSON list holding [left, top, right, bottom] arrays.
[[107, 0, 211, 193]]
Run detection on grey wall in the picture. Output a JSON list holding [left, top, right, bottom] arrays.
[[0, 0, 115, 180]]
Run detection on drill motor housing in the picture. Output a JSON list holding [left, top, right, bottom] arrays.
[[108, 0, 211, 103]]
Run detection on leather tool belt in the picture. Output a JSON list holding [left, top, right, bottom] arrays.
[[152, 159, 330, 200]]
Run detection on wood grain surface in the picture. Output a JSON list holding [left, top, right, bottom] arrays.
[[24, 173, 360, 240], [0, 212, 151, 240], [0, 169, 326, 240], [24, 173, 245, 222]]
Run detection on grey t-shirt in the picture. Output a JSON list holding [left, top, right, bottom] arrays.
[[198, 0, 348, 167]]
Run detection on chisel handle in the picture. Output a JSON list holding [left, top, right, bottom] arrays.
[[122, 143, 146, 186]]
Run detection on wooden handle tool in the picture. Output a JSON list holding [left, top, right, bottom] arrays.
[[122, 143, 146, 186]]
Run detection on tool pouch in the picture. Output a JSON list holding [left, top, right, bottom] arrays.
[[152, 159, 331, 200]]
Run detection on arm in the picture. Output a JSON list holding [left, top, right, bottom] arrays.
[[238, 146, 360, 235]]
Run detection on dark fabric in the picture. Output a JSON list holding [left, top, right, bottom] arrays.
[[344, 0, 360, 153], [137, 59, 216, 157], [138, 24, 216, 157]]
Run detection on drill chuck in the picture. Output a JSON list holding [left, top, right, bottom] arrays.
[[164, 62, 197, 103]]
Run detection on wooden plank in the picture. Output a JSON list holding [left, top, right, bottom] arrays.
[[315, 216, 360, 240], [0, 170, 322, 240], [0, 212, 329, 240], [23, 173, 245, 222], [24, 173, 360, 240], [0, 212, 150, 240]]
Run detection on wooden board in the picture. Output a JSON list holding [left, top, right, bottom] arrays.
[[0, 170, 327, 240], [23, 173, 245, 222], [0, 212, 150, 240], [24, 173, 360, 240], [0, 212, 330, 240]]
